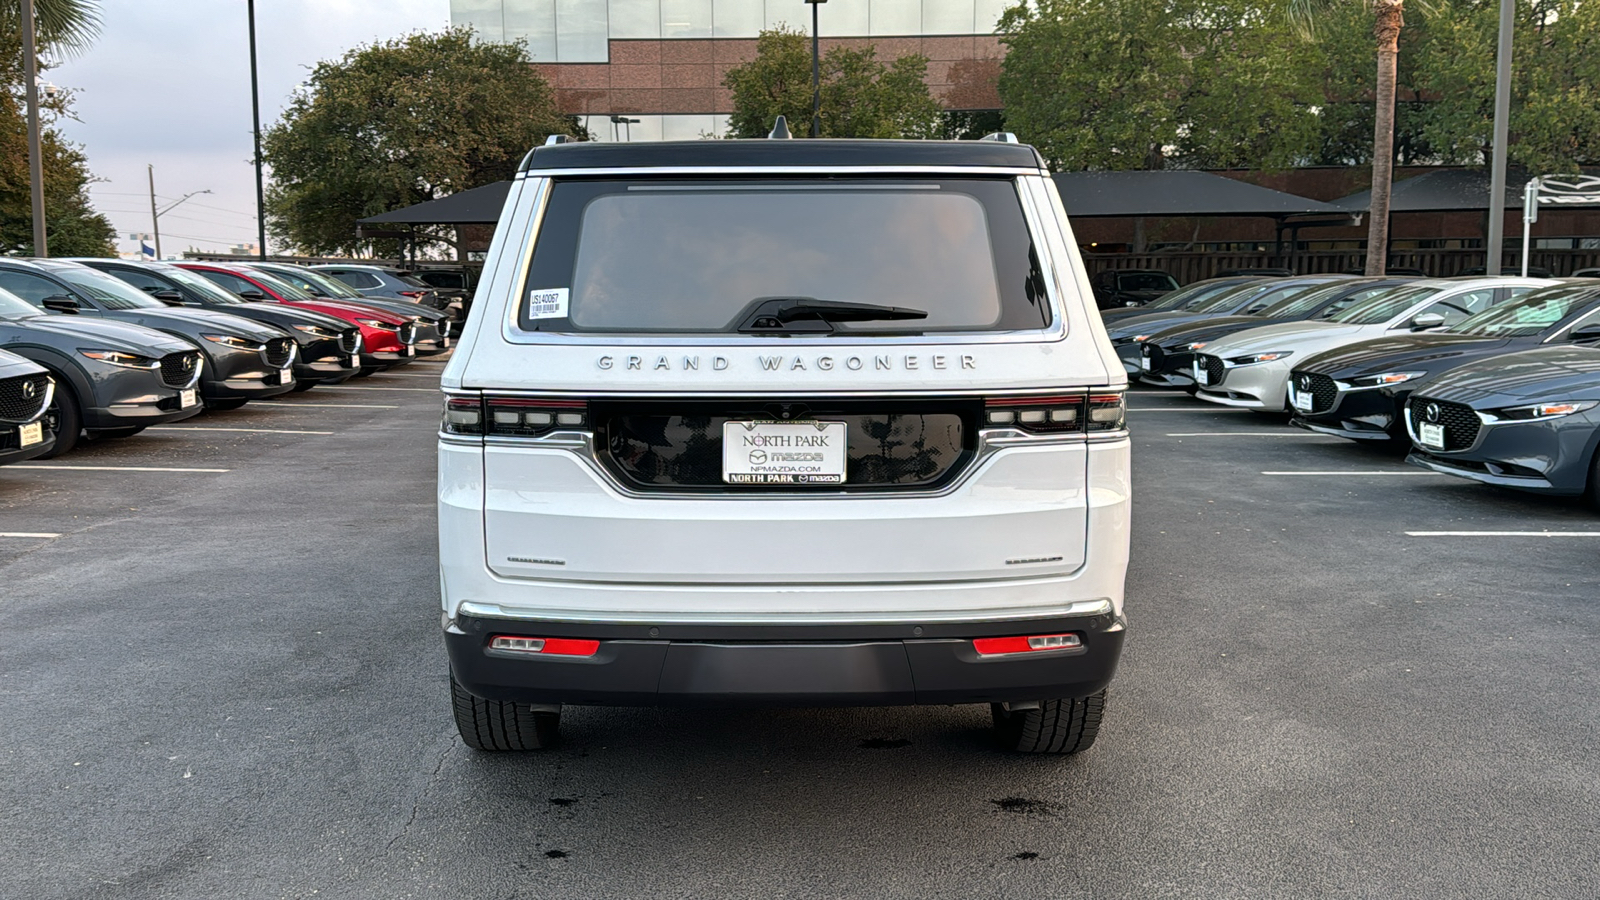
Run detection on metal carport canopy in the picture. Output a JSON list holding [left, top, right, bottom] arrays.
[[1330, 169, 1528, 213], [358, 181, 513, 226], [1051, 171, 1347, 217]]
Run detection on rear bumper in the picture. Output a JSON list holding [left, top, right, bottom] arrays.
[[446, 611, 1125, 707]]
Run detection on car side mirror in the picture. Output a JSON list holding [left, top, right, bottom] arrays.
[[1569, 323, 1600, 342], [1410, 312, 1446, 331], [237, 289, 268, 301], [41, 295, 80, 313], [150, 289, 184, 305]]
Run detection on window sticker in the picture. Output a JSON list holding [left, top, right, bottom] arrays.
[[527, 287, 569, 319]]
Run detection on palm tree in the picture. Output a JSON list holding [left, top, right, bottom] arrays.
[[2, 0, 102, 60], [1291, 0, 1427, 275]]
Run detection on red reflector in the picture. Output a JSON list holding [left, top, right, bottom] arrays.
[[398, 290, 427, 298], [973, 633, 1083, 656]]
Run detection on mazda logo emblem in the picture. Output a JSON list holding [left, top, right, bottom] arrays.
[[1425, 403, 1440, 422], [1299, 376, 1311, 390], [21, 380, 36, 399], [184, 356, 196, 370]]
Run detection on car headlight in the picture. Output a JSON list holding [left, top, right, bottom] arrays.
[[1486, 400, 1598, 421], [1347, 371, 1425, 389], [1229, 351, 1293, 365], [1184, 341, 1207, 351], [202, 333, 265, 351], [355, 318, 398, 330], [78, 349, 158, 369], [292, 324, 338, 338]]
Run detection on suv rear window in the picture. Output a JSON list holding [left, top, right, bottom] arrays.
[[519, 178, 1050, 335]]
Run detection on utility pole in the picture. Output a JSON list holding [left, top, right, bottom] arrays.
[[21, 0, 47, 257], [1484, 0, 1515, 275], [149, 165, 161, 260], [248, 0, 267, 260], [805, 0, 826, 137]]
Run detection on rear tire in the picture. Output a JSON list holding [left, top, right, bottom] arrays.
[[38, 377, 82, 459], [991, 691, 1106, 754], [1586, 446, 1600, 512], [451, 673, 560, 751]]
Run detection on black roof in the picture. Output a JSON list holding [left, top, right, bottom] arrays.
[[360, 180, 515, 225], [520, 138, 1048, 172], [1331, 169, 1533, 213], [1052, 171, 1349, 218]]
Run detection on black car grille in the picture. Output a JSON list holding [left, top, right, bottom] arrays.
[[0, 373, 50, 422], [596, 399, 977, 493], [1140, 343, 1165, 370], [1293, 372, 1339, 413], [398, 322, 418, 345], [339, 329, 361, 354], [263, 338, 294, 368], [1409, 396, 1481, 451], [1197, 354, 1226, 386], [159, 352, 201, 388]]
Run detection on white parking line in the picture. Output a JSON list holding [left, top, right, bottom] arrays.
[[1261, 470, 1440, 476], [151, 426, 334, 436], [1405, 531, 1600, 537], [367, 373, 443, 379], [12, 465, 230, 473], [1165, 432, 1337, 437], [314, 386, 440, 393], [253, 402, 399, 409], [1128, 407, 1251, 413], [0, 532, 60, 539]]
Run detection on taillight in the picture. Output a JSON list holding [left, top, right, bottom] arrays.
[[489, 635, 600, 657], [442, 397, 482, 434], [983, 391, 1124, 434], [973, 633, 1083, 656], [485, 396, 587, 436], [398, 290, 428, 298]]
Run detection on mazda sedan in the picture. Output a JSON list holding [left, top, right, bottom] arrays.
[[1291, 284, 1600, 442], [1193, 278, 1557, 412], [1405, 346, 1600, 506]]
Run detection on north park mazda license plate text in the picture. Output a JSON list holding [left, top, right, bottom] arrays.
[[722, 420, 847, 484]]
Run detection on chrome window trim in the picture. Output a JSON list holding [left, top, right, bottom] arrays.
[[455, 597, 1114, 626], [499, 172, 1067, 347], [514, 165, 1045, 178]]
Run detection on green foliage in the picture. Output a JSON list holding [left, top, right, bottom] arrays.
[[263, 28, 575, 256], [724, 29, 945, 139], [997, 0, 1325, 171], [0, 0, 101, 58]]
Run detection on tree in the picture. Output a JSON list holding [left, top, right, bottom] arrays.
[[724, 29, 944, 139], [1290, 0, 1436, 274], [263, 28, 576, 256], [997, 0, 1325, 171], [0, 0, 113, 256]]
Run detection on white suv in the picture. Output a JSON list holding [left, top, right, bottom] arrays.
[[438, 133, 1131, 754]]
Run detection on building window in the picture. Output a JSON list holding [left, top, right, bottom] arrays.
[[609, 0, 661, 37]]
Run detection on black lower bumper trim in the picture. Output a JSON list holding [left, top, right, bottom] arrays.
[[447, 612, 1125, 707]]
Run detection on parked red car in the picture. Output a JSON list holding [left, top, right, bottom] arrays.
[[174, 263, 418, 374]]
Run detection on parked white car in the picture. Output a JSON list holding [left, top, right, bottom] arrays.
[[1192, 277, 1558, 412], [438, 133, 1131, 754]]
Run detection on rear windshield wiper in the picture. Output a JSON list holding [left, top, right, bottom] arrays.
[[736, 297, 928, 334]]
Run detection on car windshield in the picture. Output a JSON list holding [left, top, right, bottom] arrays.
[[152, 264, 247, 304], [52, 266, 167, 310], [519, 178, 1047, 334], [396, 273, 431, 288], [1258, 282, 1396, 319], [272, 266, 364, 299], [0, 286, 42, 319], [1450, 288, 1600, 337], [1256, 283, 1349, 317], [1187, 281, 1275, 313], [240, 268, 317, 302], [1329, 285, 1435, 325], [1139, 280, 1245, 312], [1118, 272, 1177, 291]]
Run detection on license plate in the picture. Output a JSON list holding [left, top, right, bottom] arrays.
[[722, 420, 847, 485], [279, 368, 293, 386], [347, 355, 360, 367], [442, 335, 451, 348], [19, 422, 43, 447], [1139, 355, 1150, 371], [1194, 362, 1209, 386], [1419, 422, 1445, 450], [180, 389, 197, 408], [404, 345, 415, 356], [1292, 388, 1314, 412]]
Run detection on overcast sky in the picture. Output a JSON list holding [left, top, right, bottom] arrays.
[[53, 0, 450, 257]]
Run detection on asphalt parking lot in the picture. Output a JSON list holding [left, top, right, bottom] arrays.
[[2, 372, 1598, 899]]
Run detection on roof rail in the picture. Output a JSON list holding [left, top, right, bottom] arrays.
[[769, 115, 793, 140], [979, 132, 1020, 144], [545, 134, 580, 146]]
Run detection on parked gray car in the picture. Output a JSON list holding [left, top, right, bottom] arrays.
[[0, 348, 56, 465], [255, 263, 457, 348], [309, 264, 452, 310]]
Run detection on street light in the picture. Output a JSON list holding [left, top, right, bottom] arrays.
[[804, 0, 826, 138], [20, 0, 46, 256], [609, 115, 641, 142], [248, 0, 267, 260], [146, 164, 211, 261]]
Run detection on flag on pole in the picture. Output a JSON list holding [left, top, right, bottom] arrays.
[[141, 242, 155, 259]]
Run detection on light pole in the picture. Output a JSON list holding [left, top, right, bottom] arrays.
[[1484, 0, 1515, 274], [609, 115, 640, 142], [146, 165, 211, 260], [248, 0, 267, 260], [804, 0, 826, 137], [20, 0, 47, 256]]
